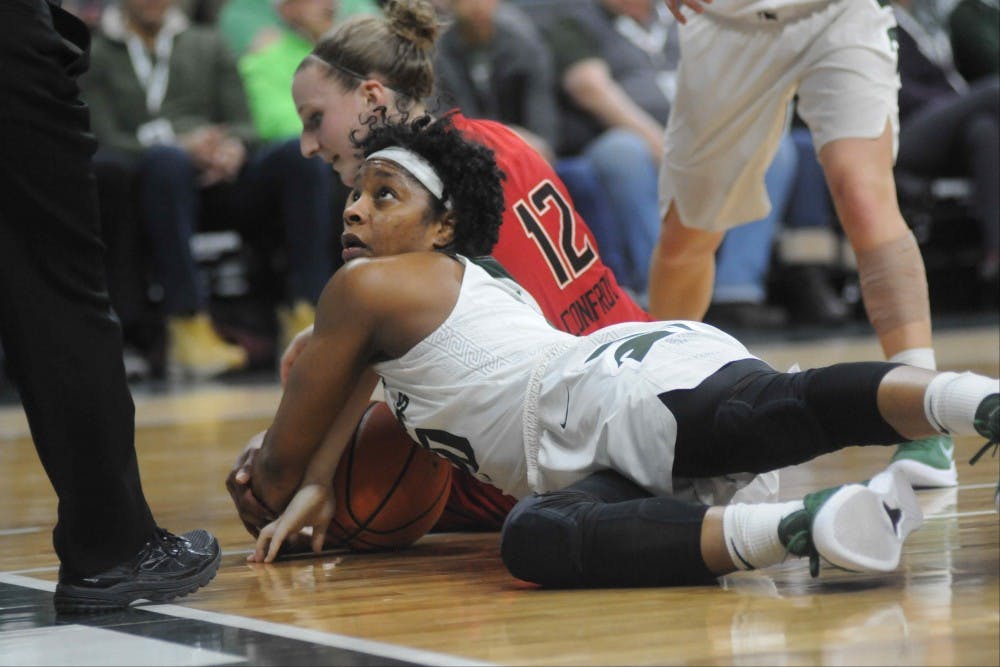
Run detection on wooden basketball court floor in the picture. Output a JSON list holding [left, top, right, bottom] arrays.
[[0, 322, 997, 666]]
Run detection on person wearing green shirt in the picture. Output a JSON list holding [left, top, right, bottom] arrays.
[[221, 0, 381, 58], [240, 0, 336, 141], [237, 0, 364, 347]]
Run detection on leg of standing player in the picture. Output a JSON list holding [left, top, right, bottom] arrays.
[[796, 1, 953, 486]]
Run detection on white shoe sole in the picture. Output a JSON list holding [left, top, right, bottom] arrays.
[[811, 483, 913, 573], [866, 468, 924, 541], [888, 458, 958, 489]]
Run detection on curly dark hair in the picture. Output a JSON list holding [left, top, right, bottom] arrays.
[[353, 113, 506, 257]]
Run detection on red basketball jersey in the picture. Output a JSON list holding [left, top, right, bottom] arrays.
[[451, 113, 651, 334], [435, 114, 652, 532]]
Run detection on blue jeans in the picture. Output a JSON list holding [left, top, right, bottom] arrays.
[[713, 132, 799, 304], [135, 138, 335, 314], [785, 126, 834, 229], [582, 128, 661, 294]]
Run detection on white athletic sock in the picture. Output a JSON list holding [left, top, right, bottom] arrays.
[[924, 372, 1000, 436], [890, 347, 937, 371], [722, 501, 804, 571]]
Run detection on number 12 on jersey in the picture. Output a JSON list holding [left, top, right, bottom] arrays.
[[513, 180, 597, 288]]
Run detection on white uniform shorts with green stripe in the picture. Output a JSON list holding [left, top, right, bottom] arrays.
[[659, 0, 900, 232], [523, 321, 763, 505]]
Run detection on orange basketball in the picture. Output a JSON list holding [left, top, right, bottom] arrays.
[[326, 401, 453, 551]]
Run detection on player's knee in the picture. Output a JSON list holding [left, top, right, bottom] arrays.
[[826, 169, 898, 237], [656, 224, 722, 262], [500, 490, 590, 587]]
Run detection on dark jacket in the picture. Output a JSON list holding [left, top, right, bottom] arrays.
[[81, 5, 257, 155]]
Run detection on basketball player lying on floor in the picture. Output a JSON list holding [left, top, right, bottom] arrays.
[[246, 114, 999, 587], [226, 0, 653, 537]]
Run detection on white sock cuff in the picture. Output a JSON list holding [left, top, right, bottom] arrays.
[[722, 501, 804, 571], [925, 372, 1000, 436]]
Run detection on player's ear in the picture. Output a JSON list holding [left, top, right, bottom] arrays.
[[431, 210, 457, 250], [358, 78, 388, 108]]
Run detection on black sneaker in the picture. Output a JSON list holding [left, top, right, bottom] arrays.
[[54, 528, 221, 613]]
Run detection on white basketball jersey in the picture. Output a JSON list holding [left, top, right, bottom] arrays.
[[374, 256, 763, 503], [374, 257, 573, 498]]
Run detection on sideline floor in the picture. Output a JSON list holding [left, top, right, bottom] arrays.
[[1, 323, 997, 666]]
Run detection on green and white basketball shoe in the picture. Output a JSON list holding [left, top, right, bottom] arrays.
[[778, 468, 922, 577], [889, 434, 958, 488]]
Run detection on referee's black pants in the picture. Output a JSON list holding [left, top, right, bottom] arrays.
[[0, 0, 156, 576]]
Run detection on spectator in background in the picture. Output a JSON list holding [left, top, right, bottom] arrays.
[[434, 1, 557, 160], [82, 0, 334, 379], [219, 0, 380, 57], [241, 0, 339, 141], [177, 0, 229, 24], [948, 0, 999, 84], [432, 0, 630, 287], [894, 0, 999, 291], [62, 0, 107, 28], [238, 0, 354, 348]]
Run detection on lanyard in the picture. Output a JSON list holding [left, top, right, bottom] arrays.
[[125, 30, 173, 115]]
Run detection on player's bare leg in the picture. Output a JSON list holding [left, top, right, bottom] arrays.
[[647, 202, 726, 319], [819, 121, 954, 488], [819, 122, 931, 360]]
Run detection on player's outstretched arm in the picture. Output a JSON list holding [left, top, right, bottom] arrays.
[[252, 260, 384, 513], [251, 253, 462, 517]]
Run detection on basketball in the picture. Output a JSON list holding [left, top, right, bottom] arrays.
[[326, 401, 453, 551]]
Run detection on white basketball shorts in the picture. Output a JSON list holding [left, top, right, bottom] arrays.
[[659, 0, 900, 231]]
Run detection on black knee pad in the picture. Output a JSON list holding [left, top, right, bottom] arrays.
[[500, 489, 592, 587], [714, 395, 833, 470], [501, 486, 715, 588], [708, 362, 902, 473]]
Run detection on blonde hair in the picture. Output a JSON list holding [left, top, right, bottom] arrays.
[[304, 0, 442, 108]]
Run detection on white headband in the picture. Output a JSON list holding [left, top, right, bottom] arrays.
[[366, 147, 447, 203]]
